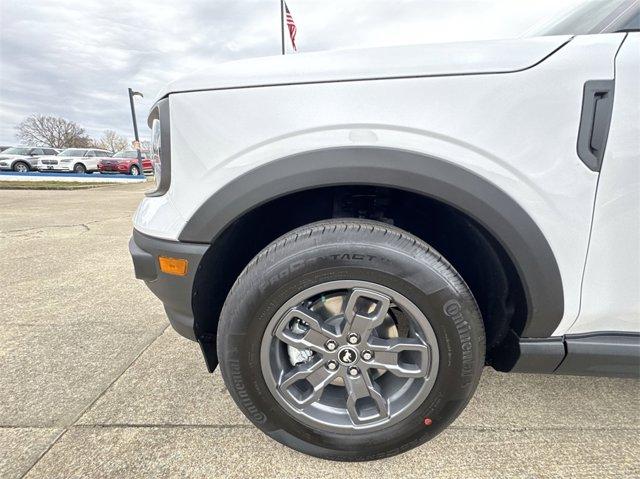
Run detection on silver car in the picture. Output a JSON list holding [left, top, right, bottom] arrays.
[[0, 146, 58, 172]]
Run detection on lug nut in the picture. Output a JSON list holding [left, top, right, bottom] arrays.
[[326, 360, 338, 371], [347, 333, 360, 344], [348, 367, 360, 377], [325, 339, 337, 351], [361, 350, 373, 361]]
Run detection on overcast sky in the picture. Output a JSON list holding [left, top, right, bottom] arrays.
[[0, 0, 583, 145]]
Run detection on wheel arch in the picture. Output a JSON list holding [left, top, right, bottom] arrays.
[[12, 159, 30, 170], [185, 147, 563, 346]]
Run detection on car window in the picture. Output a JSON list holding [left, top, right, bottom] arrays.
[[531, 0, 639, 36], [31, 148, 44, 155], [44, 149, 56, 155], [113, 150, 137, 158], [58, 149, 86, 157], [619, 10, 639, 30], [2, 147, 31, 155], [85, 150, 96, 157]]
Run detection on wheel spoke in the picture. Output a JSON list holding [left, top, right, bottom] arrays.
[[344, 371, 389, 424], [367, 337, 433, 378], [279, 359, 338, 407], [343, 288, 391, 339], [274, 307, 334, 353]]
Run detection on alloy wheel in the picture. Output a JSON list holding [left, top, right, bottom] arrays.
[[261, 280, 439, 432]]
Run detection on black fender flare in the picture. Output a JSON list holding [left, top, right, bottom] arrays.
[[179, 146, 563, 338]]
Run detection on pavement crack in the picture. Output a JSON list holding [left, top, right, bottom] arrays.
[[0, 222, 90, 239], [19, 429, 67, 479], [69, 324, 170, 427], [0, 215, 131, 238], [14, 324, 169, 477]]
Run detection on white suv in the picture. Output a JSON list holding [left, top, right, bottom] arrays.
[[130, 2, 639, 461], [39, 148, 113, 174]]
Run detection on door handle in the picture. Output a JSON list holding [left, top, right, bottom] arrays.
[[577, 80, 615, 171]]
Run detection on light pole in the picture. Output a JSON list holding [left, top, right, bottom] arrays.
[[128, 88, 145, 176], [280, 0, 285, 55]]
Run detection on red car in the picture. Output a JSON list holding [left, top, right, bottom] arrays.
[[98, 150, 152, 175]]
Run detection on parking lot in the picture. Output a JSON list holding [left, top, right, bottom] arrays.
[[1, 183, 639, 478]]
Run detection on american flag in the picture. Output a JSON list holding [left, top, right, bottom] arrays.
[[285, 2, 297, 51]]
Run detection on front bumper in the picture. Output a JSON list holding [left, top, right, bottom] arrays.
[[38, 164, 71, 171], [99, 165, 128, 173], [129, 229, 209, 340]]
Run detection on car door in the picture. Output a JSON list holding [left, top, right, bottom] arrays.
[[83, 150, 99, 171], [28, 148, 45, 169], [569, 33, 640, 335]]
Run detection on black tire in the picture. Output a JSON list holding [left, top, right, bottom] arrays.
[[73, 163, 86, 174], [217, 219, 485, 461], [130, 165, 140, 176], [12, 161, 29, 173]]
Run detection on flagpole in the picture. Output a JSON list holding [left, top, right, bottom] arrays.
[[280, 0, 285, 55]]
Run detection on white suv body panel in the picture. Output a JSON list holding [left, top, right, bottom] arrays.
[[570, 33, 640, 335], [134, 34, 627, 336], [153, 36, 571, 100]]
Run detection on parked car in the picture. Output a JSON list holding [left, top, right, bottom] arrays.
[[38, 148, 112, 174], [0, 146, 58, 172], [98, 150, 151, 175], [129, 1, 639, 462]]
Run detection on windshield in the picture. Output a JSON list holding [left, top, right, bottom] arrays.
[[3, 147, 31, 155], [58, 149, 86, 157], [529, 0, 639, 36], [113, 150, 137, 158]]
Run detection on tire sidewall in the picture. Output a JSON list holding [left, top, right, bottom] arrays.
[[218, 231, 485, 461], [13, 161, 29, 172]]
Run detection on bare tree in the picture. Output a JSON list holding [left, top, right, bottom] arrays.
[[96, 130, 129, 152], [15, 115, 92, 148]]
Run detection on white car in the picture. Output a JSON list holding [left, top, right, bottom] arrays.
[[38, 148, 113, 174], [129, 2, 639, 461], [0, 146, 59, 172]]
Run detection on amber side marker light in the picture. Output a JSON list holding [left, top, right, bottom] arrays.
[[158, 256, 188, 276]]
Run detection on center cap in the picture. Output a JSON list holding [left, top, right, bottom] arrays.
[[338, 346, 358, 365]]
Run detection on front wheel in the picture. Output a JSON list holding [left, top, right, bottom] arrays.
[[73, 163, 86, 174], [129, 165, 140, 176], [218, 219, 485, 461], [13, 161, 29, 173]]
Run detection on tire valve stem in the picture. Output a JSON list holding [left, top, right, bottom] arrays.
[[423, 417, 433, 427]]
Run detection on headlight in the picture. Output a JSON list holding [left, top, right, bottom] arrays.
[[146, 98, 170, 197], [150, 118, 162, 187]]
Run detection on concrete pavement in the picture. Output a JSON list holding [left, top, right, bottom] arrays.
[[1, 184, 639, 478]]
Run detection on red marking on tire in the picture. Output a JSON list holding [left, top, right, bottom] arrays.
[[423, 417, 433, 426]]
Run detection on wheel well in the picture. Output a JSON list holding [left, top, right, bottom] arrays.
[[192, 185, 527, 367]]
